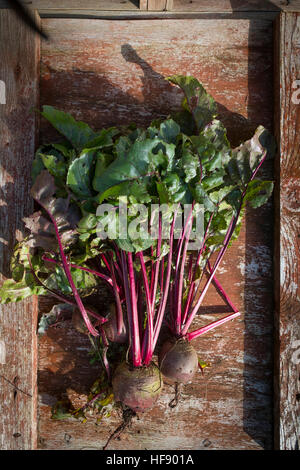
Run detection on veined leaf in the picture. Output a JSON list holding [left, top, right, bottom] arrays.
[[93, 138, 160, 195], [67, 149, 95, 198], [167, 75, 217, 131], [0, 276, 46, 304], [244, 179, 274, 208], [41, 106, 98, 151]]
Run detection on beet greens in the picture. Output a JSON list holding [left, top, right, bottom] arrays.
[[0, 75, 275, 424]]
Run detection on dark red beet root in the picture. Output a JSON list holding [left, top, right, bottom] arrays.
[[112, 362, 163, 412], [103, 304, 128, 344], [159, 338, 198, 384], [72, 308, 89, 335]]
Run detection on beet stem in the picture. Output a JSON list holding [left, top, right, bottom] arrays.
[[186, 311, 240, 341], [121, 251, 142, 367], [34, 198, 99, 336], [207, 260, 239, 314], [27, 253, 106, 323], [175, 212, 193, 336], [153, 207, 178, 348], [42, 254, 116, 290], [109, 257, 125, 336], [137, 251, 154, 365], [150, 213, 162, 313]]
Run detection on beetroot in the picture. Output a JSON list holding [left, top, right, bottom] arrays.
[[112, 361, 163, 412], [103, 304, 128, 344], [72, 308, 91, 335], [159, 338, 198, 384]]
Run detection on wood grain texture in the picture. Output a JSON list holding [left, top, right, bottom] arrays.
[[0, 1, 140, 10], [147, 0, 168, 10], [172, 0, 300, 12], [1, 1, 300, 12], [139, 0, 148, 9], [38, 17, 274, 450], [274, 12, 300, 451], [0, 9, 40, 450]]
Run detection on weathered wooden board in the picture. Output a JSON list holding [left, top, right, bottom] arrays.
[[172, 0, 300, 12], [0, 1, 140, 10], [0, 10, 40, 450], [274, 12, 300, 451], [1, 1, 300, 12], [38, 17, 274, 450], [141, 0, 172, 10]]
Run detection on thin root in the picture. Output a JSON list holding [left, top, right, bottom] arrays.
[[103, 407, 136, 450], [168, 382, 183, 409]]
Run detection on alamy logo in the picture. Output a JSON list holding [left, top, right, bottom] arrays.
[[96, 199, 204, 250], [0, 80, 6, 104], [291, 80, 300, 105]]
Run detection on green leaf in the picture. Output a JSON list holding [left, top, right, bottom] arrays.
[[84, 127, 119, 149], [202, 169, 225, 191], [0, 276, 46, 304], [167, 75, 217, 130], [40, 151, 67, 179], [170, 109, 196, 136], [180, 148, 199, 183], [67, 149, 95, 198], [244, 180, 274, 208], [228, 126, 276, 188], [93, 138, 160, 196], [45, 264, 98, 295], [92, 152, 114, 190], [31, 149, 46, 182], [128, 181, 152, 204], [41, 106, 98, 151], [77, 213, 98, 233], [225, 188, 242, 212], [191, 184, 216, 212], [159, 119, 180, 144]]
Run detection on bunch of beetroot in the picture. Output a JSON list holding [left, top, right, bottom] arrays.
[[0, 76, 274, 426]]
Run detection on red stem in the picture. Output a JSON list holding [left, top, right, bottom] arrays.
[[153, 208, 178, 348], [34, 198, 100, 336], [109, 258, 125, 336], [151, 214, 162, 313], [27, 254, 106, 323], [42, 255, 116, 290], [186, 311, 240, 342], [175, 213, 193, 335], [122, 252, 142, 367], [181, 214, 236, 336], [137, 252, 153, 365], [207, 260, 239, 314], [181, 281, 195, 327]]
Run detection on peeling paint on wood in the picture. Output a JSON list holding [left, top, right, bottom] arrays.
[[38, 17, 274, 450], [274, 11, 300, 451], [0, 9, 40, 450], [172, 0, 300, 13]]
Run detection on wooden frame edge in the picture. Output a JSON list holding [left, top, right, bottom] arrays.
[[273, 10, 300, 451], [0, 8, 40, 450]]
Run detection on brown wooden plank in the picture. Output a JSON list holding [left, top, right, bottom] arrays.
[[139, 0, 148, 9], [1, 0, 300, 12], [37, 10, 278, 20], [0, 9, 40, 450], [0, 0, 140, 9], [172, 0, 300, 12], [147, 0, 168, 10], [274, 11, 300, 451], [38, 17, 274, 450]]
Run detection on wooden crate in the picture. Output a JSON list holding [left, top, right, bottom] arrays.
[[0, 0, 299, 450]]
